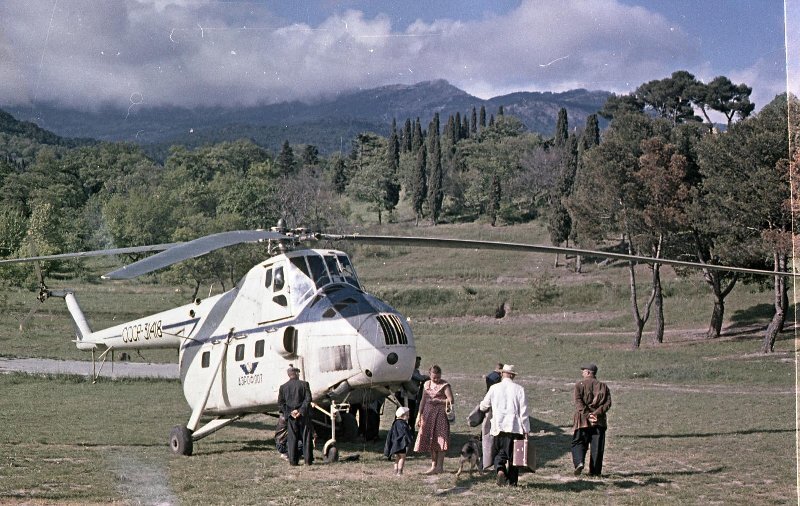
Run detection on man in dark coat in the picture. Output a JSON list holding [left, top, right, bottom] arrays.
[[571, 363, 612, 477], [278, 366, 313, 465]]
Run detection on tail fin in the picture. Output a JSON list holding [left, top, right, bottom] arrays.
[[50, 290, 92, 343]]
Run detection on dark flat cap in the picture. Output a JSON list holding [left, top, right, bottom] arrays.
[[581, 363, 598, 374]]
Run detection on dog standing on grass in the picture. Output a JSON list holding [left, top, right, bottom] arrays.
[[455, 436, 483, 477]]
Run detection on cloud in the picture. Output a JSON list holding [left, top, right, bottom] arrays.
[[0, 0, 781, 110]]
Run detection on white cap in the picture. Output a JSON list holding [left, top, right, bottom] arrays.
[[395, 406, 410, 418]]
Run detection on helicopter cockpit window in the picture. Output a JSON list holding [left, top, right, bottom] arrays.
[[274, 266, 285, 291], [324, 255, 341, 278], [264, 268, 272, 289], [290, 257, 311, 278], [337, 255, 361, 289], [307, 254, 330, 287]]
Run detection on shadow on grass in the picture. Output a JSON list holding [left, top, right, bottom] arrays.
[[610, 467, 724, 479], [729, 303, 796, 328], [518, 467, 722, 492], [621, 428, 795, 439]]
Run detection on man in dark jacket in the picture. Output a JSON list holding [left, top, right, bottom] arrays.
[[571, 363, 612, 477], [278, 366, 313, 465]]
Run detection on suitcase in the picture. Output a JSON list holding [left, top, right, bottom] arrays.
[[512, 436, 536, 473]]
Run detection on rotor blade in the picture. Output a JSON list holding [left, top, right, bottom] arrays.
[[0, 243, 181, 266], [319, 234, 798, 278], [102, 230, 290, 280]]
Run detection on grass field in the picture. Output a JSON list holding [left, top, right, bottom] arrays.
[[0, 221, 797, 505]]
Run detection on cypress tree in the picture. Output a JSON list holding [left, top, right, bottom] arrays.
[[428, 134, 443, 225], [582, 113, 600, 149], [385, 120, 401, 216], [555, 108, 569, 147], [488, 174, 502, 226], [454, 112, 462, 142], [470, 107, 478, 135], [412, 144, 428, 226], [479, 105, 486, 128], [411, 118, 423, 152], [332, 156, 347, 194], [498, 105, 504, 116], [403, 118, 413, 152]]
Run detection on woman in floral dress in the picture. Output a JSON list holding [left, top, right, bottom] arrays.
[[414, 364, 454, 474]]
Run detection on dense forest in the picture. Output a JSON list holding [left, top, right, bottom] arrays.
[[0, 70, 796, 352]]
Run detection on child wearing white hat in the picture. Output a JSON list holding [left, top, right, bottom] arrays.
[[384, 406, 414, 475]]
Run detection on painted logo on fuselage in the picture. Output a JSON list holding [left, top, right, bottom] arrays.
[[238, 362, 262, 385]]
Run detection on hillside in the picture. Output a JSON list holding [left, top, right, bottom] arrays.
[[3, 81, 610, 155]]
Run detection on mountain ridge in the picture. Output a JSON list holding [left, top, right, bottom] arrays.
[[2, 80, 610, 155]]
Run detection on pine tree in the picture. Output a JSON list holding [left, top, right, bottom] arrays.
[[301, 144, 319, 166], [276, 140, 296, 175], [498, 105, 504, 116], [479, 105, 486, 128]]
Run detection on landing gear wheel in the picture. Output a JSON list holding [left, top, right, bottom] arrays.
[[323, 444, 339, 463], [169, 425, 193, 456]]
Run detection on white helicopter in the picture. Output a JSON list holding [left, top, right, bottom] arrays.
[[1, 221, 793, 461]]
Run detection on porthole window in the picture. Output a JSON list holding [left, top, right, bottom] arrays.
[[255, 339, 265, 358], [235, 344, 245, 361], [201, 351, 210, 368]]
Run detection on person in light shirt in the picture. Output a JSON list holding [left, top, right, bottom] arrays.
[[479, 364, 529, 486]]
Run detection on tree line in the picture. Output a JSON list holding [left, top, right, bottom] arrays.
[[0, 70, 795, 352]]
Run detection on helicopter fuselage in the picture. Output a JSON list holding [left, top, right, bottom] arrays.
[[70, 248, 416, 418]]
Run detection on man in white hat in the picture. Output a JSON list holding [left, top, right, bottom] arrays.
[[479, 364, 530, 486]]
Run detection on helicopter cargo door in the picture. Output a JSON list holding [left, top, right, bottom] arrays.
[[261, 262, 292, 322]]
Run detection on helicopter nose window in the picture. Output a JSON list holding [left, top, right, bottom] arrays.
[[337, 255, 361, 289], [274, 267, 285, 291], [325, 255, 341, 278], [264, 268, 272, 289], [307, 254, 330, 287]]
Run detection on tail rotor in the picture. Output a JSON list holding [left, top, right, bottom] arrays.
[[18, 244, 50, 332]]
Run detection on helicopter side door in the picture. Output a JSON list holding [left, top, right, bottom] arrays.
[[261, 261, 292, 323]]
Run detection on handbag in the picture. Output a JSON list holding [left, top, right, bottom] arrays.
[[466, 404, 486, 427], [512, 436, 536, 473], [445, 399, 456, 423]]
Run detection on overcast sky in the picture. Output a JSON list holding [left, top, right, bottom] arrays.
[[0, 0, 796, 112]]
